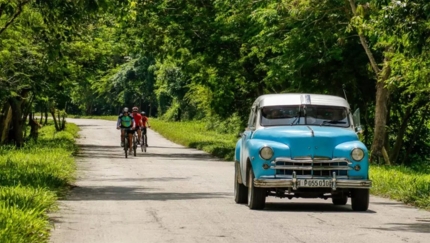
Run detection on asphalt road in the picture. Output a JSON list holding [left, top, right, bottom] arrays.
[[49, 119, 430, 243]]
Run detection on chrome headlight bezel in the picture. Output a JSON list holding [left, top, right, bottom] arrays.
[[259, 146, 274, 160], [351, 148, 365, 161]]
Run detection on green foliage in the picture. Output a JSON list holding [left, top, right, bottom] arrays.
[[150, 118, 237, 160], [371, 165, 430, 209], [0, 123, 79, 242]]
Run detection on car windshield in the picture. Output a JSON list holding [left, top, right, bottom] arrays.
[[260, 105, 350, 127]]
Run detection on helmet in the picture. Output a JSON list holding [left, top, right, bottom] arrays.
[[123, 107, 129, 113], [141, 111, 146, 115], [132, 106, 139, 112]]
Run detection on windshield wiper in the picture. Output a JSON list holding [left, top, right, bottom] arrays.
[[320, 120, 346, 126], [290, 105, 302, 126]]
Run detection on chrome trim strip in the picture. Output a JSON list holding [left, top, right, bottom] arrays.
[[271, 166, 352, 170], [272, 157, 350, 164], [260, 175, 350, 179]]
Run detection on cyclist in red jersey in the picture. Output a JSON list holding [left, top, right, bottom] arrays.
[[131, 107, 143, 145]]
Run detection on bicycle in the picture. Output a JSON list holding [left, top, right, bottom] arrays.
[[131, 130, 138, 156], [121, 128, 134, 158], [141, 127, 148, 153]]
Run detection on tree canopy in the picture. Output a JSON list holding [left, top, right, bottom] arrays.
[[1, 0, 429, 165]]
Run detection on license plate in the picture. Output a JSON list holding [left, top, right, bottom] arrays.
[[298, 179, 332, 188]]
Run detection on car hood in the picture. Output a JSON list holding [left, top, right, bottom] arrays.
[[252, 126, 358, 158]]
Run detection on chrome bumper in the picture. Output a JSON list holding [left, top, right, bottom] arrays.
[[254, 172, 372, 190], [254, 179, 372, 189]]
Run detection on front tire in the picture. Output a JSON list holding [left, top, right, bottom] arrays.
[[247, 168, 266, 210], [351, 189, 369, 211], [234, 163, 247, 204]]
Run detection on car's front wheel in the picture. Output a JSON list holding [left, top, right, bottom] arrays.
[[247, 168, 266, 210], [351, 189, 369, 211], [234, 163, 247, 204]]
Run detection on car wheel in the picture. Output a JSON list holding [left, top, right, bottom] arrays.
[[332, 195, 348, 205], [247, 168, 266, 210], [351, 189, 369, 211], [234, 163, 248, 204]]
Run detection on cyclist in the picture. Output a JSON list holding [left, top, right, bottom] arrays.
[[131, 106, 144, 145], [141, 111, 151, 146], [117, 107, 136, 154]]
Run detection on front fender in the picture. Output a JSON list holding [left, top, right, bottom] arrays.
[[235, 139, 241, 162], [245, 139, 290, 183], [334, 141, 369, 179]]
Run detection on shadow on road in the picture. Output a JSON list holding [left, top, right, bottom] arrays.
[[76, 144, 221, 161], [65, 185, 231, 201], [87, 177, 190, 182], [364, 221, 430, 234], [137, 152, 220, 161], [263, 202, 377, 214]]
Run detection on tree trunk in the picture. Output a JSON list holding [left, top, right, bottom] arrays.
[[29, 115, 42, 142], [44, 107, 48, 125], [40, 106, 43, 122], [0, 103, 12, 144], [370, 56, 391, 163], [8, 98, 24, 147], [50, 107, 60, 131], [348, 0, 392, 164]]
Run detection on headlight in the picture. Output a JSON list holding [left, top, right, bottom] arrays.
[[351, 148, 364, 161], [259, 146, 274, 160]]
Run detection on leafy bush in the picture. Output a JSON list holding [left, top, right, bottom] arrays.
[[204, 113, 244, 135], [0, 123, 79, 242]]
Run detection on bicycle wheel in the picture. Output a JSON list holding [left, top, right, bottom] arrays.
[[124, 137, 128, 158], [133, 134, 137, 156], [143, 134, 147, 152]]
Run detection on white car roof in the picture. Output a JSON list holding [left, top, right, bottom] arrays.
[[252, 93, 350, 109]]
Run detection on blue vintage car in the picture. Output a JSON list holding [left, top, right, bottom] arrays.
[[234, 93, 372, 210]]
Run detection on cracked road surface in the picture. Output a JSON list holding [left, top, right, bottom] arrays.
[[50, 119, 430, 243]]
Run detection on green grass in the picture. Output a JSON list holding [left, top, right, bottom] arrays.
[[0, 122, 79, 243], [68, 115, 430, 210], [370, 166, 430, 209], [68, 114, 117, 121], [151, 120, 237, 160]]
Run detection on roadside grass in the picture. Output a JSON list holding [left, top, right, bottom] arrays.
[[0, 122, 79, 243], [150, 119, 237, 160], [370, 166, 430, 209], [67, 115, 430, 210], [68, 114, 117, 121]]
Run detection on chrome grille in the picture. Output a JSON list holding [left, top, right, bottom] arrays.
[[271, 157, 351, 177]]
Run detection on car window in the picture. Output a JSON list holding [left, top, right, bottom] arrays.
[[247, 106, 257, 129], [249, 107, 257, 129], [260, 105, 349, 127]]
